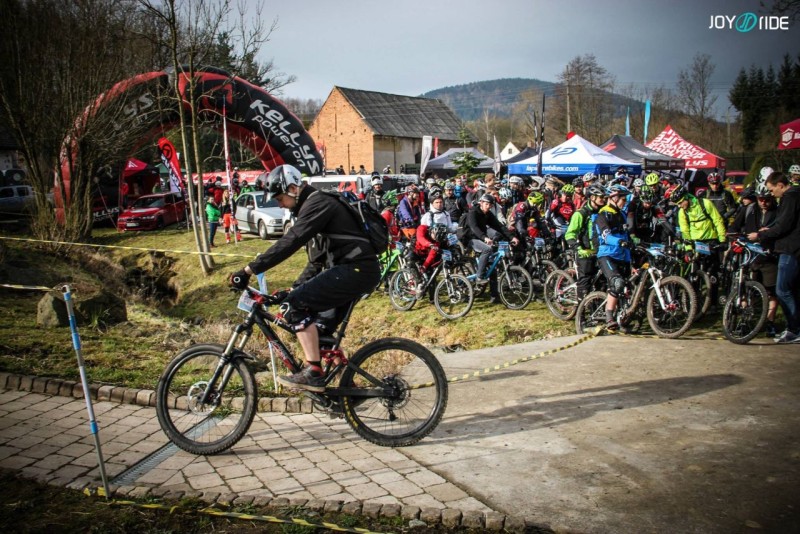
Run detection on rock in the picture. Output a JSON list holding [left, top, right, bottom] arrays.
[[37, 293, 71, 327]]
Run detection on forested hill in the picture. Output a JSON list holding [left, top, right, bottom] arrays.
[[421, 78, 558, 121]]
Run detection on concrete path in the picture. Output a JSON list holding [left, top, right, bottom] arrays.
[[1, 332, 799, 533]]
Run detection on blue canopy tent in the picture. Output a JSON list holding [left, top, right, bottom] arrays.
[[507, 134, 641, 177]]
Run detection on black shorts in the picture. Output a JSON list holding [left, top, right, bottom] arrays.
[[284, 260, 381, 328]]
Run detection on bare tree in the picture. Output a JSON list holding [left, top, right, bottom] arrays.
[[550, 55, 616, 144], [677, 53, 718, 140], [0, 0, 163, 241]]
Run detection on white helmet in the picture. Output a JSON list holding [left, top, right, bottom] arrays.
[[509, 176, 524, 186], [498, 187, 512, 200], [788, 164, 800, 175], [371, 176, 382, 186], [582, 172, 597, 183], [266, 165, 303, 197], [530, 176, 544, 190], [755, 182, 771, 198], [759, 166, 774, 182], [632, 178, 644, 188]]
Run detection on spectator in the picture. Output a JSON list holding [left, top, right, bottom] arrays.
[[206, 196, 221, 248], [748, 172, 800, 343]]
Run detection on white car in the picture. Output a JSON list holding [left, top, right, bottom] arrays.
[[234, 191, 292, 239]]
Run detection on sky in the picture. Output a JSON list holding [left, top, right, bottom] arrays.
[[251, 0, 798, 119]]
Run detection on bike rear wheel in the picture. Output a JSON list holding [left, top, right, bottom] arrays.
[[388, 268, 419, 311], [156, 344, 257, 455], [575, 291, 608, 334], [433, 274, 474, 319], [499, 265, 534, 309], [339, 338, 448, 447], [722, 280, 768, 344], [646, 275, 697, 339], [544, 269, 579, 321]]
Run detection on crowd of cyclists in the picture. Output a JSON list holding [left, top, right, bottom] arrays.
[[368, 163, 800, 343]]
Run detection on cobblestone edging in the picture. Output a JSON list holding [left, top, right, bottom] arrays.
[[69, 481, 543, 532], [0, 371, 315, 414]]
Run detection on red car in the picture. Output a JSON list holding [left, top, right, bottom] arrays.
[[725, 171, 749, 196], [117, 192, 186, 231]]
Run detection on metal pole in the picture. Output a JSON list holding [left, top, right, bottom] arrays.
[[62, 285, 111, 499]]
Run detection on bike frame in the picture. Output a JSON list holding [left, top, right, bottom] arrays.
[[200, 289, 396, 410]]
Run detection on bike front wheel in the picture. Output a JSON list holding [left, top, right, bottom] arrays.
[[499, 265, 534, 309], [575, 290, 609, 334], [388, 268, 419, 311], [156, 344, 258, 455], [722, 280, 768, 344], [544, 269, 579, 321], [339, 338, 448, 447], [688, 269, 713, 317], [646, 275, 697, 339], [433, 274, 474, 319]]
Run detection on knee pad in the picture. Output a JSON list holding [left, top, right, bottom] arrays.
[[279, 302, 314, 332], [609, 276, 626, 297]]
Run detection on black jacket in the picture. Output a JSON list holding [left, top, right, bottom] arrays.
[[248, 185, 377, 274], [467, 204, 512, 242], [758, 186, 800, 258], [702, 188, 737, 221]]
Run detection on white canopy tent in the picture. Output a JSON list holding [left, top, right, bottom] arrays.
[[507, 134, 641, 177]]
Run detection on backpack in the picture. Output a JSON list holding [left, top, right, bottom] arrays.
[[456, 211, 471, 245], [319, 191, 390, 255]]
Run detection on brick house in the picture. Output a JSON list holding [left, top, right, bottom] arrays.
[[308, 86, 476, 174]]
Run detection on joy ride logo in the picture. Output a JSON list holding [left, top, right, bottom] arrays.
[[708, 12, 789, 31]]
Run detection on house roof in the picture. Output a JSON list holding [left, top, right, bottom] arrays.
[[336, 87, 474, 142]]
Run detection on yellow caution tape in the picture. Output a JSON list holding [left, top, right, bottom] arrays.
[[0, 235, 253, 258], [412, 328, 601, 389], [0, 283, 55, 291]]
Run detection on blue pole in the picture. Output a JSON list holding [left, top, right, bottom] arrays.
[[62, 285, 111, 499]]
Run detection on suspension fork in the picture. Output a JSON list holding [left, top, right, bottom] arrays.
[[197, 315, 254, 407], [648, 268, 670, 310]]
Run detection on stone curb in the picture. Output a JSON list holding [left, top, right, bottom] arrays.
[[68, 480, 547, 533], [0, 371, 314, 414]]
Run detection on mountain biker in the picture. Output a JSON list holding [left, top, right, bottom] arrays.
[[789, 164, 800, 186], [415, 191, 458, 275], [733, 183, 780, 336], [748, 172, 800, 344], [627, 185, 665, 243], [671, 183, 727, 300], [573, 180, 586, 209], [508, 176, 527, 205], [443, 182, 467, 220], [397, 184, 424, 240], [547, 183, 576, 238], [644, 172, 661, 200], [699, 172, 737, 226], [565, 184, 608, 299], [594, 184, 633, 331], [467, 193, 519, 300], [364, 176, 385, 212], [510, 191, 552, 241], [380, 189, 401, 241], [229, 165, 381, 391]]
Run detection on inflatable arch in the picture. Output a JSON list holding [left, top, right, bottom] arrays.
[[57, 66, 323, 216]]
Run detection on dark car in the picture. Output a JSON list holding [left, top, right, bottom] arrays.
[[117, 192, 186, 231]]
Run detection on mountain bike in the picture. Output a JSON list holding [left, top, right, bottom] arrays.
[[521, 237, 559, 294], [543, 252, 605, 321], [663, 237, 714, 317], [721, 236, 770, 344], [156, 285, 448, 454], [575, 246, 697, 338], [465, 241, 533, 309], [388, 237, 474, 319]]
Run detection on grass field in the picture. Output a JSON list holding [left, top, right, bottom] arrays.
[[0, 227, 572, 391]]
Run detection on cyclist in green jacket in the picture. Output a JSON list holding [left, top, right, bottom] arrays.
[[565, 184, 608, 299]]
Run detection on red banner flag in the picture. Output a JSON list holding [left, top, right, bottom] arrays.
[[157, 137, 184, 193]]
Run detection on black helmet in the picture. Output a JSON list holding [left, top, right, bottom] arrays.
[[430, 224, 448, 243], [586, 184, 608, 198], [478, 193, 495, 205]]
